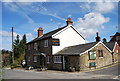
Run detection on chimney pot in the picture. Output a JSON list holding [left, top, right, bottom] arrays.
[[38, 27, 43, 37], [96, 32, 101, 42], [66, 18, 73, 26]]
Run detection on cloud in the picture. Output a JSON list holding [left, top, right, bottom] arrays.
[[75, 12, 110, 38], [68, 14, 72, 17], [34, 28, 38, 32], [49, 13, 66, 21], [0, 30, 20, 37], [26, 33, 34, 39], [93, 2, 115, 13], [4, 2, 35, 24]]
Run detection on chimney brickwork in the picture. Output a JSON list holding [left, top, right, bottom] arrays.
[[38, 27, 43, 37], [66, 18, 73, 26]]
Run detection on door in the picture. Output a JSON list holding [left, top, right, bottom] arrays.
[[40, 55, 45, 66], [64, 56, 68, 71]]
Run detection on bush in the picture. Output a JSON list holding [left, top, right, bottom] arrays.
[[11, 61, 18, 69]]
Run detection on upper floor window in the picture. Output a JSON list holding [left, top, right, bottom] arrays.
[[44, 40, 48, 47], [88, 50, 96, 60], [28, 44, 30, 50], [34, 42, 37, 50], [98, 50, 104, 57], [54, 56, 62, 63]]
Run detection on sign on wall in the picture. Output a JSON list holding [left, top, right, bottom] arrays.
[[52, 39, 60, 46]]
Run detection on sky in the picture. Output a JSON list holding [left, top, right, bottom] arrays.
[[0, 0, 119, 51]]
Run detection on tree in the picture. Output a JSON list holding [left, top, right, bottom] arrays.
[[103, 38, 107, 42], [13, 34, 27, 65], [14, 34, 20, 60]]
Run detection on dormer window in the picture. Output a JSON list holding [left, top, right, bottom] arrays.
[[44, 40, 48, 47]]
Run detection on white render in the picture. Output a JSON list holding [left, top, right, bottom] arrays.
[[52, 25, 85, 55]]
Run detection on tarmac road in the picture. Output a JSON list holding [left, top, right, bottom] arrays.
[[2, 63, 119, 79]]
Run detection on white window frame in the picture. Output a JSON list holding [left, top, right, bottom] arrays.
[[89, 50, 96, 60], [44, 40, 48, 47], [47, 56, 50, 64], [54, 56, 62, 63], [34, 42, 37, 50], [33, 56, 37, 62]]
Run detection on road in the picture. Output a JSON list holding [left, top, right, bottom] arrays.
[[2, 63, 119, 79]]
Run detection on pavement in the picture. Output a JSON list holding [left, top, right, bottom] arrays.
[[2, 63, 120, 79]]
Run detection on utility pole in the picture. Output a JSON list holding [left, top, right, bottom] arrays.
[[12, 27, 14, 64]]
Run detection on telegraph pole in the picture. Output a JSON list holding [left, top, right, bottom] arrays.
[[12, 27, 14, 64]]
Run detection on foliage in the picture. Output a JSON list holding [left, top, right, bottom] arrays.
[[13, 34, 27, 65], [103, 38, 107, 42]]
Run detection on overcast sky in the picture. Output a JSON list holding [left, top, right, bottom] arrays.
[[1, 0, 119, 50]]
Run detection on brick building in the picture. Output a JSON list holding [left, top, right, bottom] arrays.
[[25, 18, 85, 69]]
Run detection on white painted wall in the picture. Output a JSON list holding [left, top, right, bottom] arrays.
[[52, 25, 85, 54]]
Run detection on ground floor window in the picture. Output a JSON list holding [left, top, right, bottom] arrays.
[[28, 57, 30, 62], [116, 50, 118, 54], [89, 62, 96, 67], [54, 56, 62, 63], [47, 56, 50, 64], [33, 56, 37, 62]]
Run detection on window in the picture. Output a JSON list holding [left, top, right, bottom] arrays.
[[89, 50, 96, 60], [98, 50, 104, 57], [116, 50, 118, 54], [33, 56, 37, 62], [34, 43, 37, 50], [28, 44, 30, 50], [89, 62, 96, 67], [54, 56, 62, 63], [28, 57, 30, 61], [47, 56, 50, 64], [44, 40, 48, 47]]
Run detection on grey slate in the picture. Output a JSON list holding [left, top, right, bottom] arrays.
[[27, 26, 66, 44], [103, 41, 115, 51], [55, 42, 98, 55]]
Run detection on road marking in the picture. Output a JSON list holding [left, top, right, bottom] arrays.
[[113, 75, 120, 79], [84, 63, 119, 73]]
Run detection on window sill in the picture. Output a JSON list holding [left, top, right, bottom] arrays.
[[99, 57, 103, 58], [47, 62, 50, 64], [54, 62, 62, 64]]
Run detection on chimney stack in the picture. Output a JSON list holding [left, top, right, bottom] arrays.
[[66, 18, 73, 26], [96, 32, 101, 42], [38, 27, 43, 37]]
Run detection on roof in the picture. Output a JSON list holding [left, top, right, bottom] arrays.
[[27, 26, 66, 44], [103, 41, 116, 51], [110, 32, 120, 41], [55, 42, 98, 55]]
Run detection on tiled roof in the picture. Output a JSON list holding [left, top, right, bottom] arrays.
[[27, 26, 66, 44], [104, 41, 116, 51], [55, 42, 98, 55]]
